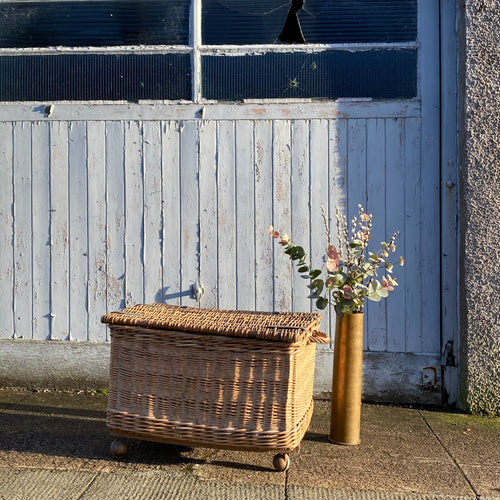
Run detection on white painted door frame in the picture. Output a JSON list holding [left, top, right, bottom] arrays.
[[439, 0, 460, 406]]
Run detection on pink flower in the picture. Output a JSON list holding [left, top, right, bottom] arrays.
[[268, 225, 280, 239], [279, 234, 290, 246], [326, 244, 340, 272], [360, 213, 371, 222], [382, 276, 394, 291], [342, 285, 353, 299]]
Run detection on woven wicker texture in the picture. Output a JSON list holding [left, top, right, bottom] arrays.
[[107, 323, 318, 452], [102, 303, 328, 344]]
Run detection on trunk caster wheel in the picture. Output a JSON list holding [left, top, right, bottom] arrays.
[[273, 453, 290, 472], [110, 438, 128, 457]]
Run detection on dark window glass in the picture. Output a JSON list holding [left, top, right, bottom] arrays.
[[0, 0, 191, 48], [202, 50, 417, 100], [0, 54, 192, 101], [202, 0, 417, 45]]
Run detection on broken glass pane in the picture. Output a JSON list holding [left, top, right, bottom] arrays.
[[279, 0, 307, 44], [202, 0, 417, 45], [0, 54, 191, 101], [0, 0, 191, 48], [202, 50, 417, 100]]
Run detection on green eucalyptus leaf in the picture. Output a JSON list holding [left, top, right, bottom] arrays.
[[311, 279, 324, 294], [309, 269, 322, 279], [316, 297, 329, 310], [292, 246, 305, 259]]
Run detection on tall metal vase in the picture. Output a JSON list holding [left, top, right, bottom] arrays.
[[329, 312, 364, 445]]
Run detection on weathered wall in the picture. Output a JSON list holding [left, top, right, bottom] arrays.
[[460, 0, 500, 415]]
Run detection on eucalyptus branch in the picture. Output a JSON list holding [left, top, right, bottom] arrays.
[[269, 205, 404, 316]]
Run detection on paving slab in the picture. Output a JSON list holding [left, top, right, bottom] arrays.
[[0, 468, 98, 500], [420, 409, 500, 465], [420, 409, 500, 497], [286, 485, 476, 500], [287, 401, 476, 496], [83, 470, 284, 500]]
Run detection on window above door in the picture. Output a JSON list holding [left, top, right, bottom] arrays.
[[0, 0, 418, 102]]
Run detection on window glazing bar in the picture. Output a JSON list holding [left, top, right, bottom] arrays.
[[199, 41, 419, 56], [192, 0, 202, 102], [0, 46, 193, 56]]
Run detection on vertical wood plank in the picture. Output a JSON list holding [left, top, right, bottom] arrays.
[[272, 120, 292, 312], [161, 121, 181, 305], [124, 121, 144, 306], [87, 121, 107, 341], [366, 118, 387, 351], [327, 118, 348, 342], [346, 119, 367, 218], [31, 122, 51, 340], [404, 117, 424, 353], [290, 119, 310, 313], [329, 119, 348, 211], [414, 110, 441, 352], [385, 118, 406, 352], [68, 122, 89, 340], [216, 120, 236, 309], [199, 120, 218, 308], [346, 118, 367, 343], [143, 121, 163, 304], [49, 122, 70, 340], [13, 122, 32, 339], [179, 120, 200, 306], [309, 119, 330, 333], [235, 120, 255, 310], [419, 129, 441, 355], [106, 121, 126, 313], [254, 120, 274, 312], [0, 123, 14, 339]]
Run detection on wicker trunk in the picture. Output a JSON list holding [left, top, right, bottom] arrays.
[[101, 304, 328, 470]]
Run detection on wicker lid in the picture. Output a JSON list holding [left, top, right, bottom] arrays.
[[101, 303, 329, 344]]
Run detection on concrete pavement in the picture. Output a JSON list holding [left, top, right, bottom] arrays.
[[0, 388, 499, 499]]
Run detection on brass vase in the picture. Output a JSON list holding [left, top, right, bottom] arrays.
[[329, 312, 364, 445]]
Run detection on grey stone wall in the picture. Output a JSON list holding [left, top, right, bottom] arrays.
[[460, 0, 500, 415]]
